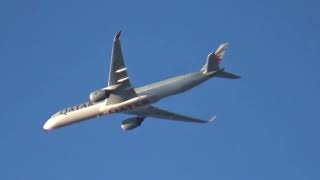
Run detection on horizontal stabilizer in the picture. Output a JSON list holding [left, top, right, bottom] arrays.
[[215, 70, 240, 79]]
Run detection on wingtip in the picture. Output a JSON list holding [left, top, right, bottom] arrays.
[[115, 31, 122, 40], [208, 116, 216, 123]]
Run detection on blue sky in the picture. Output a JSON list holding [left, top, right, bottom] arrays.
[[0, 0, 319, 179]]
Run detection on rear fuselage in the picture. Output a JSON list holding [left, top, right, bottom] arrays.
[[135, 72, 212, 99]]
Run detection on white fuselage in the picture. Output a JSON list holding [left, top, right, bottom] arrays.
[[43, 72, 216, 130], [43, 95, 151, 130]]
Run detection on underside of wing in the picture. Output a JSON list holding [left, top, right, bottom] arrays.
[[107, 31, 138, 105], [130, 106, 215, 123]]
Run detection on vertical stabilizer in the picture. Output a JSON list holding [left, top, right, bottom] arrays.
[[201, 43, 228, 73]]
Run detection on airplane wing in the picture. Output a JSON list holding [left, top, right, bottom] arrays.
[[106, 31, 138, 105], [131, 106, 215, 123]]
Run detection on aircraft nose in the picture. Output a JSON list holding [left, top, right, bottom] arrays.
[[43, 118, 55, 131]]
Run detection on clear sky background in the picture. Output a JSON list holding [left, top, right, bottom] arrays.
[[0, 0, 319, 179]]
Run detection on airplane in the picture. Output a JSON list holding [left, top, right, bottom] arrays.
[[43, 31, 240, 131]]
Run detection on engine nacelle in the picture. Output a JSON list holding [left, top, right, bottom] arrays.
[[89, 89, 110, 103], [121, 117, 145, 131]]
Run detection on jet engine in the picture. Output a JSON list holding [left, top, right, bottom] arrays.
[[89, 89, 110, 103], [121, 117, 145, 131]]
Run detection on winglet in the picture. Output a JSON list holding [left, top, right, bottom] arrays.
[[115, 31, 122, 40], [208, 116, 216, 123]]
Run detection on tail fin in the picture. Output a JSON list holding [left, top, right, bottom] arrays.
[[201, 43, 228, 73], [201, 43, 240, 79]]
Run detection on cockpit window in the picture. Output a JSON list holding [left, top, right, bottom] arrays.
[[51, 111, 61, 118]]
